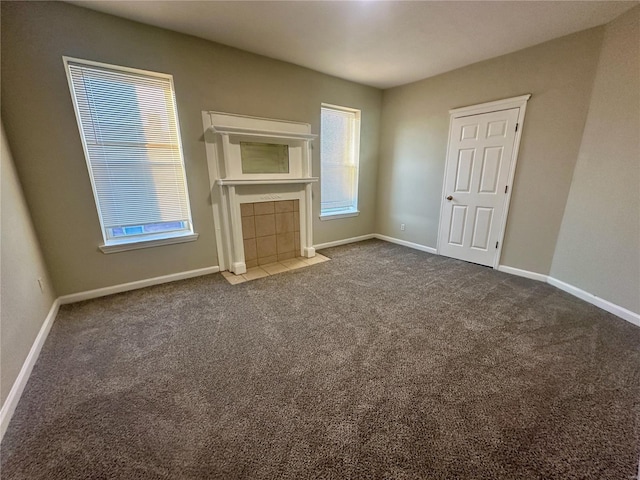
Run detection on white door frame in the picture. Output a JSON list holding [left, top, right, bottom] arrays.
[[436, 94, 531, 268]]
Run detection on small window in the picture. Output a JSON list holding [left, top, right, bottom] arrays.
[[320, 104, 361, 219], [64, 57, 196, 252]]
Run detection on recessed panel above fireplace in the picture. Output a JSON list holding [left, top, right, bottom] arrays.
[[240, 142, 289, 174]]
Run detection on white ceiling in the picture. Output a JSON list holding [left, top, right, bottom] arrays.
[[70, 1, 637, 89]]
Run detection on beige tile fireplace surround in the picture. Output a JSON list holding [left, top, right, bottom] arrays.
[[241, 200, 300, 267]]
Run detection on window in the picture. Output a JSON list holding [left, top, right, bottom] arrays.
[[63, 57, 196, 253], [320, 104, 361, 219]]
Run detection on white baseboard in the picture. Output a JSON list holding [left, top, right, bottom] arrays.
[[497, 265, 548, 282], [0, 265, 221, 441], [58, 266, 220, 304], [318, 236, 638, 329], [374, 234, 438, 255], [547, 276, 640, 327], [314, 233, 437, 255], [0, 298, 60, 442], [498, 264, 639, 328], [370, 236, 638, 328], [314, 234, 375, 250]]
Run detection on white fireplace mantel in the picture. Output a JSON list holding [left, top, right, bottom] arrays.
[[207, 124, 317, 142], [215, 178, 318, 186], [202, 111, 318, 274]]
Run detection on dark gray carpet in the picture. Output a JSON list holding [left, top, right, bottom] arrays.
[[2, 239, 639, 479]]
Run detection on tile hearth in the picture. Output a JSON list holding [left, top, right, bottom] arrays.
[[221, 253, 330, 285]]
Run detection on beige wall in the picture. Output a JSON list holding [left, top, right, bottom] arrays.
[[1, 123, 57, 407], [2, 1, 637, 314], [377, 28, 604, 274], [551, 7, 640, 314], [0, 1, 382, 295]]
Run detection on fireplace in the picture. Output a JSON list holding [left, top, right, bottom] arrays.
[[202, 111, 318, 274]]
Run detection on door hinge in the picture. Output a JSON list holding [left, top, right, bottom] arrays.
[[515, 123, 519, 132], [495, 241, 499, 249], [505, 185, 508, 194]]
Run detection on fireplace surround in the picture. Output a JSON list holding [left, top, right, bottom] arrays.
[[202, 112, 318, 274]]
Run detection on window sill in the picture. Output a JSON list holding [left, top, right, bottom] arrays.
[[99, 232, 199, 254], [319, 210, 360, 221]]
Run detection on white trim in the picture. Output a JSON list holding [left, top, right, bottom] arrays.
[[449, 94, 532, 117], [99, 232, 199, 254], [0, 299, 60, 442], [314, 234, 438, 254], [497, 264, 639, 328], [319, 210, 360, 221], [62, 56, 174, 79], [207, 125, 317, 141], [321, 102, 361, 114], [58, 266, 220, 304], [547, 276, 640, 328], [437, 94, 531, 269], [206, 111, 311, 134], [202, 112, 228, 272], [493, 98, 529, 269], [375, 234, 438, 255], [497, 265, 548, 282], [314, 234, 375, 250], [319, 234, 640, 329], [216, 178, 318, 186]]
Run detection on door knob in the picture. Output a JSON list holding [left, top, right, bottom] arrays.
[[446, 195, 453, 201]]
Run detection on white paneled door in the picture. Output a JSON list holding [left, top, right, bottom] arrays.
[[439, 107, 520, 267]]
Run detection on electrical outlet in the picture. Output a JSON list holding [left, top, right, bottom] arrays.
[[400, 223, 406, 231], [37, 277, 45, 293]]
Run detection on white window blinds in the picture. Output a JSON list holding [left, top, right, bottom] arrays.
[[320, 105, 360, 216], [64, 58, 193, 244]]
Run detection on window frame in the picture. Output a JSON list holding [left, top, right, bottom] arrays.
[[62, 56, 198, 253], [319, 103, 361, 220]]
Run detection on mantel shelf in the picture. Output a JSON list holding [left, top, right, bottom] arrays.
[[216, 177, 318, 186], [209, 125, 317, 141]]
